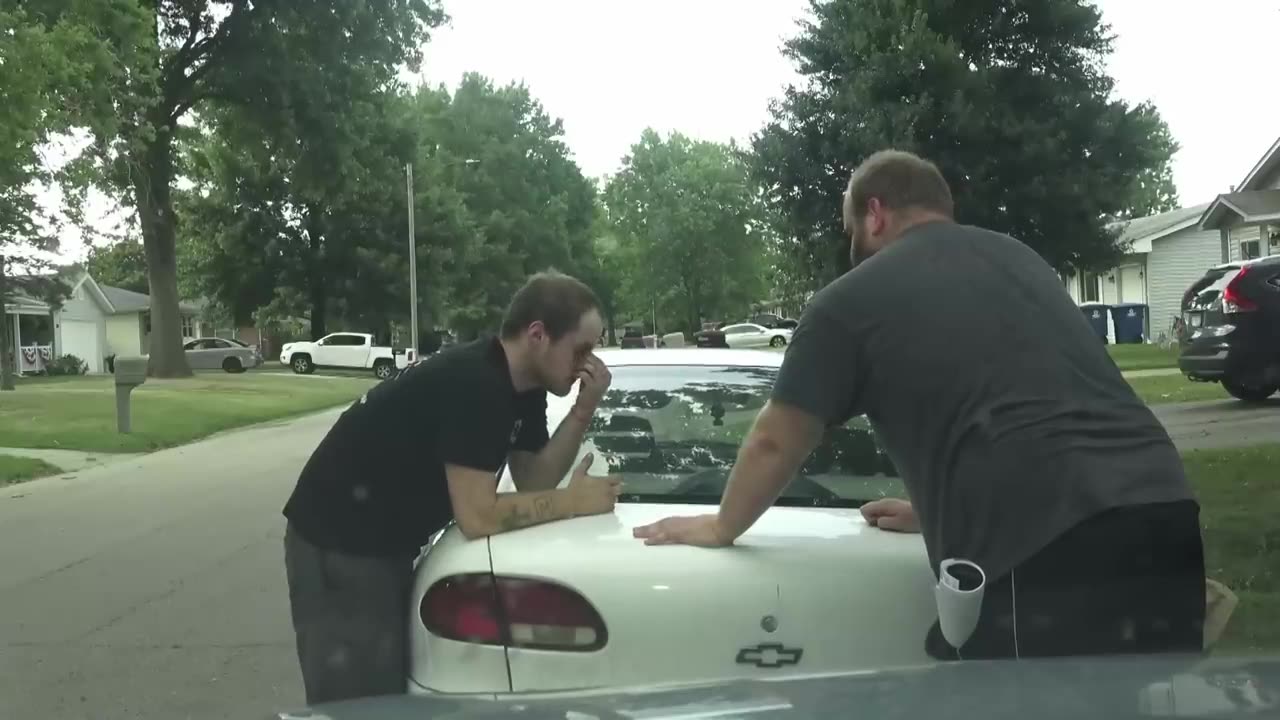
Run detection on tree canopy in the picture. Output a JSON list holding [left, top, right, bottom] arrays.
[[19, 0, 446, 376], [606, 130, 767, 333], [751, 0, 1180, 288]]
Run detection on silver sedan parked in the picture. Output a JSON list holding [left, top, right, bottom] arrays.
[[183, 337, 263, 373]]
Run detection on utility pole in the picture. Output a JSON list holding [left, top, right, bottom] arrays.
[[406, 163, 418, 353]]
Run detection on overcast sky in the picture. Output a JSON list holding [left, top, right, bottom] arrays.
[[51, 0, 1280, 260], [418, 0, 1278, 203]]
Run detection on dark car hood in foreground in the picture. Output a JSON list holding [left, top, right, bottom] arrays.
[[273, 654, 1279, 720]]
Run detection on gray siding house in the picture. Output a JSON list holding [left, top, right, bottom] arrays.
[[1063, 203, 1213, 343], [1063, 133, 1280, 343], [1198, 135, 1280, 262]]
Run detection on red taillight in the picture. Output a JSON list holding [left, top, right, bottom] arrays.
[[1222, 266, 1258, 313], [420, 573, 607, 652]]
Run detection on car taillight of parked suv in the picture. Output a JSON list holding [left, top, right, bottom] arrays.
[[1178, 256, 1280, 402]]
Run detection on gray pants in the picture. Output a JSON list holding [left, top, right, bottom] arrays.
[[283, 523, 414, 705]]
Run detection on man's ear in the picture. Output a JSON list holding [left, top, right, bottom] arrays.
[[527, 321, 547, 344]]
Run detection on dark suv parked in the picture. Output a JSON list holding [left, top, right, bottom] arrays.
[[1178, 256, 1280, 402]]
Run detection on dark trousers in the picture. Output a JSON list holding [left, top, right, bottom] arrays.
[[283, 522, 414, 706], [926, 500, 1207, 661]]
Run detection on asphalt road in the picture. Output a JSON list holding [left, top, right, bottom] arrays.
[[0, 410, 343, 720], [3, 398, 1278, 719]]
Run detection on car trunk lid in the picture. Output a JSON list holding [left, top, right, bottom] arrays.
[[487, 503, 937, 693]]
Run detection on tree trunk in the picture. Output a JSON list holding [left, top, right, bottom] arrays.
[[306, 207, 327, 340], [0, 255, 15, 391], [133, 121, 192, 378]]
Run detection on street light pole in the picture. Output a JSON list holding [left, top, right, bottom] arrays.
[[406, 162, 418, 354]]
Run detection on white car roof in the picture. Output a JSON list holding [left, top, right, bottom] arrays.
[[595, 348, 784, 368]]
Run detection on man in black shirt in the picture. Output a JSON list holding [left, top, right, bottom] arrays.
[[283, 272, 621, 704], [634, 151, 1205, 660]]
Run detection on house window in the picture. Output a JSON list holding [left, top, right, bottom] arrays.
[[181, 316, 195, 337], [1241, 239, 1261, 261], [1081, 272, 1100, 302]]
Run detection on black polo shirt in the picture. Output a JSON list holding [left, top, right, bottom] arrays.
[[282, 337, 549, 556]]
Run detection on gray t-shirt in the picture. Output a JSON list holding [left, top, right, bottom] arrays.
[[772, 220, 1193, 580]]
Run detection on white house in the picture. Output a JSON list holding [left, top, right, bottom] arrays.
[[5, 269, 209, 374], [1063, 133, 1280, 344], [1198, 135, 1280, 263]]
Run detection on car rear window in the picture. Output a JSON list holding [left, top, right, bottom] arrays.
[[549, 364, 904, 508]]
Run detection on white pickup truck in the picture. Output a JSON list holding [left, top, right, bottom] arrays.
[[279, 332, 410, 379]]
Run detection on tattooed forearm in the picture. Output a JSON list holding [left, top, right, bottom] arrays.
[[490, 490, 570, 534], [533, 495, 554, 521], [499, 504, 531, 532]]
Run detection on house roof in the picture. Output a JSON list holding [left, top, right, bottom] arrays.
[[1110, 203, 1212, 254], [100, 285, 152, 313], [6, 265, 202, 316], [98, 284, 203, 314], [1236, 135, 1280, 192], [1197, 189, 1280, 231]]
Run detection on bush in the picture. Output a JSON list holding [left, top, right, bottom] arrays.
[[45, 354, 88, 376]]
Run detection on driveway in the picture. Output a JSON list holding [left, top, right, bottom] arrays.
[[1151, 398, 1280, 451], [0, 410, 343, 719]]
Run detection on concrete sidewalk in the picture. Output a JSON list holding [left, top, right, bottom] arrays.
[[0, 447, 143, 474], [1122, 367, 1180, 378]]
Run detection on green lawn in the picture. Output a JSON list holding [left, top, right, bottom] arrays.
[[0, 454, 63, 486], [1127, 374, 1230, 405], [1188, 444, 1280, 653], [0, 372, 375, 453], [1106, 343, 1180, 371]]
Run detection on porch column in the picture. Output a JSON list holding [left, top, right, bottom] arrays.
[[11, 312, 20, 372]]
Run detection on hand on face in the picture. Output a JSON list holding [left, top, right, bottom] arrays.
[[571, 352, 611, 417]]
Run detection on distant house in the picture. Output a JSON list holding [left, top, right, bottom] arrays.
[[1062, 203, 1217, 343], [4, 269, 210, 374], [1198, 135, 1280, 262], [1060, 133, 1280, 343]]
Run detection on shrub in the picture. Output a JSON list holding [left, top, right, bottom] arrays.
[[46, 354, 88, 376]]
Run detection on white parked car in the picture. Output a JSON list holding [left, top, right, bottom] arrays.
[[279, 332, 408, 379], [721, 322, 792, 349], [407, 348, 937, 696]]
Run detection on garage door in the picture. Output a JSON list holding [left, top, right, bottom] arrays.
[[59, 319, 103, 373]]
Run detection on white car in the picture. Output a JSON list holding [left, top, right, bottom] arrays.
[[407, 348, 938, 696], [279, 332, 407, 379], [721, 322, 792, 349]]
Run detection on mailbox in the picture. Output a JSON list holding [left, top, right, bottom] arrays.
[[113, 356, 147, 433]]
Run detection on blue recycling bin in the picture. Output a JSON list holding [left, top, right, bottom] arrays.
[[1079, 302, 1110, 343], [1109, 302, 1148, 344]]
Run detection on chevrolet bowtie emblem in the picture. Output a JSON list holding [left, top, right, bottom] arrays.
[[735, 642, 803, 668]]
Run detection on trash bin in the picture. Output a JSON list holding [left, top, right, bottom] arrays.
[[1078, 302, 1110, 343], [1109, 302, 1148, 344]]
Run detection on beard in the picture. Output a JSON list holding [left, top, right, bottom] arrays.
[[849, 227, 875, 268]]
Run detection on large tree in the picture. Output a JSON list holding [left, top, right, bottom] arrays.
[[179, 80, 421, 342], [752, 0, 1180, 288], [181, 74, 597, 345], [420, 75, 600, 339], [606, 130, 767, 334], [23, 0, 445, 376], [0, 5, 120, 389]]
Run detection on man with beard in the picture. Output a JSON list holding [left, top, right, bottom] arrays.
[[282, 271, 622, 704], [633, 150, 1206, 661]]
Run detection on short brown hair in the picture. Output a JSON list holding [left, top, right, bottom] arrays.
[[500, 271, 601, 340], [843, 150, 954, 228]]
